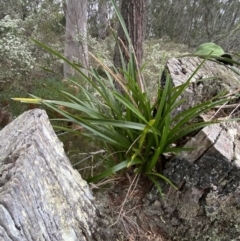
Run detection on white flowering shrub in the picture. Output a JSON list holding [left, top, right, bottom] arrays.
[[0, 15, 36, 82]]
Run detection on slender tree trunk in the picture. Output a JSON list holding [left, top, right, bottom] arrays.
[[113, 0, 148, 70], [64, 0, 88, 78], [97, 0, 108, 40]]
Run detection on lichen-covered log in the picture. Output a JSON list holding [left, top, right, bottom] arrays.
[[164, 56, 240, 119], [167, 56, 240, 89], [0, 109, 109, 241]]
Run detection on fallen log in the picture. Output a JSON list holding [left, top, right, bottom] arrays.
[[0, 109, 110, 241]]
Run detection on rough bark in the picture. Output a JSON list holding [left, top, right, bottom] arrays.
[[161, 56, 240, 121], [64, 0, 88, 78], [113, 0, 148, 93], [97, 0, 108, 40], [113, 0, 148, 69], [0, 109, 110, 241]]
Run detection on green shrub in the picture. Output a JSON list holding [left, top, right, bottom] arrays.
[[0, 15, 35, 82], [13, 1, 230, 195]]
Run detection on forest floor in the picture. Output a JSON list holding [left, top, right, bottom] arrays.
[[94, 175, 172, 241]]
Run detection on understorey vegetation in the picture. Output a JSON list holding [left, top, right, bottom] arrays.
[[12, 2, 234, 196]]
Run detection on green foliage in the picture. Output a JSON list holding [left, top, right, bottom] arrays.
[[0, 15, 35, 82], [147, 0, 240, 51], [194, 43, 235, 66], [13, 1, 231, 195], [195, 43, 225, 57], [13, 45, 229, 196], [0, 0, 64, 84]]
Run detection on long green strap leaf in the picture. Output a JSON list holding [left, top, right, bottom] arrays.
[[87, 158, 142, 183]]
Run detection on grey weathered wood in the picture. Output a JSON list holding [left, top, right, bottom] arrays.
[[0, 109, 109, 241], [165, 56, 240, 119], [167, 56, 240, 89]]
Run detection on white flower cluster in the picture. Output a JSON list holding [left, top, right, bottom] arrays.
[[0, 15, 21, 31], [0, 15, 36, 81]]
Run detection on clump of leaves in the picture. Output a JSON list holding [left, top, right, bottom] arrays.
[[13, 0, 230, 195]]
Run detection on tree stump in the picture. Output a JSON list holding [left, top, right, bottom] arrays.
[[0, 109, 110, 241]]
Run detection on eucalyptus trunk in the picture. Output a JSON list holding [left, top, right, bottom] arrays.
[[113, 0, 148, 69], [98, 0, 109, 40], [64, 0, 88, 78]]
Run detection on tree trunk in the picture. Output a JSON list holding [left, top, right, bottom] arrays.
[[0, 109, 110, 240], [97, 0, 108, 40], [113, 0, 148, 69], [64, 0, 88, 78]]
